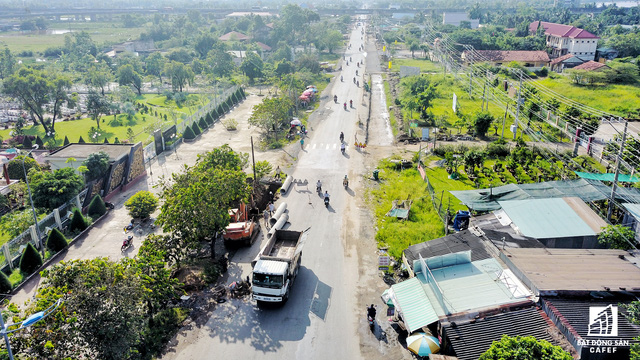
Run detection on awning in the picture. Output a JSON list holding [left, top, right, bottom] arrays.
[[390, 277, 438, 333], [574, 171, 640, 183]]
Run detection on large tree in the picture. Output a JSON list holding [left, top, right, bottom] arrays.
[[164, 61, 194, 92], [248, 96, 294, 139], [240, 52, 263, 84], [0, 47, 16, 79], [30, 167, 84, 211], [3, 67, 73, 134], [156, 145, 251, 259], [116, 64, 142, 95], [206, 48, 235, 79], [144, 52, 165, 82], [479, 335, 572, 360], [598, 224, 637, 250], [86, 91, 112, 129], [85, 62, 113, 95]]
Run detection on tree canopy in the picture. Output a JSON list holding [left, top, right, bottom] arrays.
[[30, 167, 84, 211], [479, 335, 572, 360]]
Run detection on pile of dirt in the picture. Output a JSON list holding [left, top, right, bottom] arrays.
[[174, 267, 206, 292]]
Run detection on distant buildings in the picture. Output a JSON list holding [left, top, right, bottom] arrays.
[[530, 21, 599, 60], [443, 12, 479, 29], [461, 50, 550, 70]]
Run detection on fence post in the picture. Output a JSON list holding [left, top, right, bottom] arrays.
[[29, 225, 38, 248], [53, 208, 62, 228], [3, 244, 12, 271], [75, 194, 82, 210]]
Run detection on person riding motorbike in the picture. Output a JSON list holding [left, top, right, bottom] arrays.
[[339, 132, 344, 142], [367, 304, 376, 329], [323, 191, 330, 207], [349, 99, 353, 108], [350, 56, 352, 61], [343, 102, 347, 110], [355, 69, 358, 75], [334, 95, 337, 103], [316, 180, 322, 193], [357, 80, 360, 87], [341, 75, 343, 82], [340, 142, 346, 154], [343, 175, 349, 188]]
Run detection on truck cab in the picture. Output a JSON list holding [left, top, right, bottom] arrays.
[[252, 255, 301, 303]]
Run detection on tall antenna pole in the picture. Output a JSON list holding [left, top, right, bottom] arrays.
[[607, 120, 628, 221]]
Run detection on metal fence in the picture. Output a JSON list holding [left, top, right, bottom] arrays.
[[0, 188, 88, 270]]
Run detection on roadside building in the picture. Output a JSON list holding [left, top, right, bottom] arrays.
[[572, 60, 611, 72], [461, 50, 550, 71], [529, 21, 599, 60], [549, 53, 591, 73], [219, 31, 250, 42]]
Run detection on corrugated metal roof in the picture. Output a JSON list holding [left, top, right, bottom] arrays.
[[622, 203, 640, 220], [391, 277, 439, 333], [403, 230, 492, 268], [446, 307, 557, 360], [498, 198, 597, 239], [543, 298, 640, 347], [253, 259, 288, 275]]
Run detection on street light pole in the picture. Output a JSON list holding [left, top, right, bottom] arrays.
[[21, 145, 45, 257], [0, 298, 62, 360]]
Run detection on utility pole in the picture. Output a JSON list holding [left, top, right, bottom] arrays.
[[513, 70, 523, 140], [481, 77, 487, 111], [501, 104, 509, 140], [468, 70, 473, 98], [607, 120, 628, 221], [251, 136, 257, 185]]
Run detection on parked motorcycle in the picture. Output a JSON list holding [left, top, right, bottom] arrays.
[[121, 235, 134, 252], [123, 220, 134, 233]]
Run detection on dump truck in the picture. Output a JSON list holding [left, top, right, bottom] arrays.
[[252, 229, 306, 304], [223, 202, 260, 247]]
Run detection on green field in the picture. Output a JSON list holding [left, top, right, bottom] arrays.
[[0, 94, 206, 145], [390, 58, 443, 74], [534, 76, 640, 116], [0, 22, 147, 54]]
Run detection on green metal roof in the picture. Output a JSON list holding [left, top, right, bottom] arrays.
[[390, 277, 438, 333], [498, 198, 596, 239], [575, 171, 640, 183]]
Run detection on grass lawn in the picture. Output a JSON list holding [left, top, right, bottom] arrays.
[[370, 162, 445, 259], [0, 93, 206, 145], [423, 157, 477, 214], [0, 22, 147, 54], [534, 76, 640, 116], [390, 58, 443, 74]]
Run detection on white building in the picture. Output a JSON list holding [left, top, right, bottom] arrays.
[[443, 13, 479, 29], [529, 21, 599, 60]]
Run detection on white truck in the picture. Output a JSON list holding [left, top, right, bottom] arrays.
[[252, 229, 305, 304]]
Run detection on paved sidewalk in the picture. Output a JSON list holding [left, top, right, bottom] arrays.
[[10, 91, 291, 307]]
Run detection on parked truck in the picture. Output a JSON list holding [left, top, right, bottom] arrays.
[[252, 229, 306, 304], [223, 202, 260, 247]]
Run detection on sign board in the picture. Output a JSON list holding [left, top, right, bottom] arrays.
[[410, 122, 418, 128], [452, 93, 457, 112], [422, 128, 429, 141], [378, 255, 390, 271]]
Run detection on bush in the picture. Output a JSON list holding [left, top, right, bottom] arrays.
[[198, 117, 208, 130], [192, 122, 201, 136], [35, 136, 44, 148], [46, 228, 68, 252], [87, 194, 107, 218], [69, 208, 89, 233], [22, 136, 33, 149], [19, 243, 43, 275], [183, 125, 195, 140], [124, 191, 158, 219], [78, 136, 86, 143], [63, 136, 70, 145], [7, 156, 40, 181], [486, 142, 510, 158], [205, 113, 213, 125], [0, 271, 11, 293], [212, 109, 219, 119]]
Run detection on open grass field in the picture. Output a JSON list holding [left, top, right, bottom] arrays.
[[534, 76, 640, 116], [0, 93, 206, 145], [0, 22, 147, 54], [390, 58, 443, 74]]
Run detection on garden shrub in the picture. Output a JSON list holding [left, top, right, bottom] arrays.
[[69, 208, 88, 233], [183, 125, 195, 140], [212, 108, 219, 119], [198, 117, 208, 130], [63, 136, 70, 145], [192, 122, 201, 136], [35, 136, 44, 148], [7, 156, 40, 181], [46, 228, 68, 252], [22, 136, 33, 149], [78, 136, 86, 143], [0, 271, 11, 293], [124, 190, 158, 219], [205, 113, 214, 125], [87, 194, 107, 218], [486, 142, 510, 158], [19, 243, 43, 275]]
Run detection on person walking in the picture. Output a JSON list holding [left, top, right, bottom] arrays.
[[268, 202, 275, 216], [300, 138, 304, 148], [275, 166, 282, 179], [263, 209, 270, 229]]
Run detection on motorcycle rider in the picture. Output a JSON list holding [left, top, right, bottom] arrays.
[[334, 95, 337, 103], [367, 304, 376, 320], [349, 99, 353, 108], [344, 102, 347, 110], [323, 191, 330, 202], [343, 175, 349, 188], [316, 180, 322, 193], [340, 142, 346, 154], [341, 75, 343, 82]]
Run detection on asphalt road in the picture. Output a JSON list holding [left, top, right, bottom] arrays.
[[162, 21, 378, 360]]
